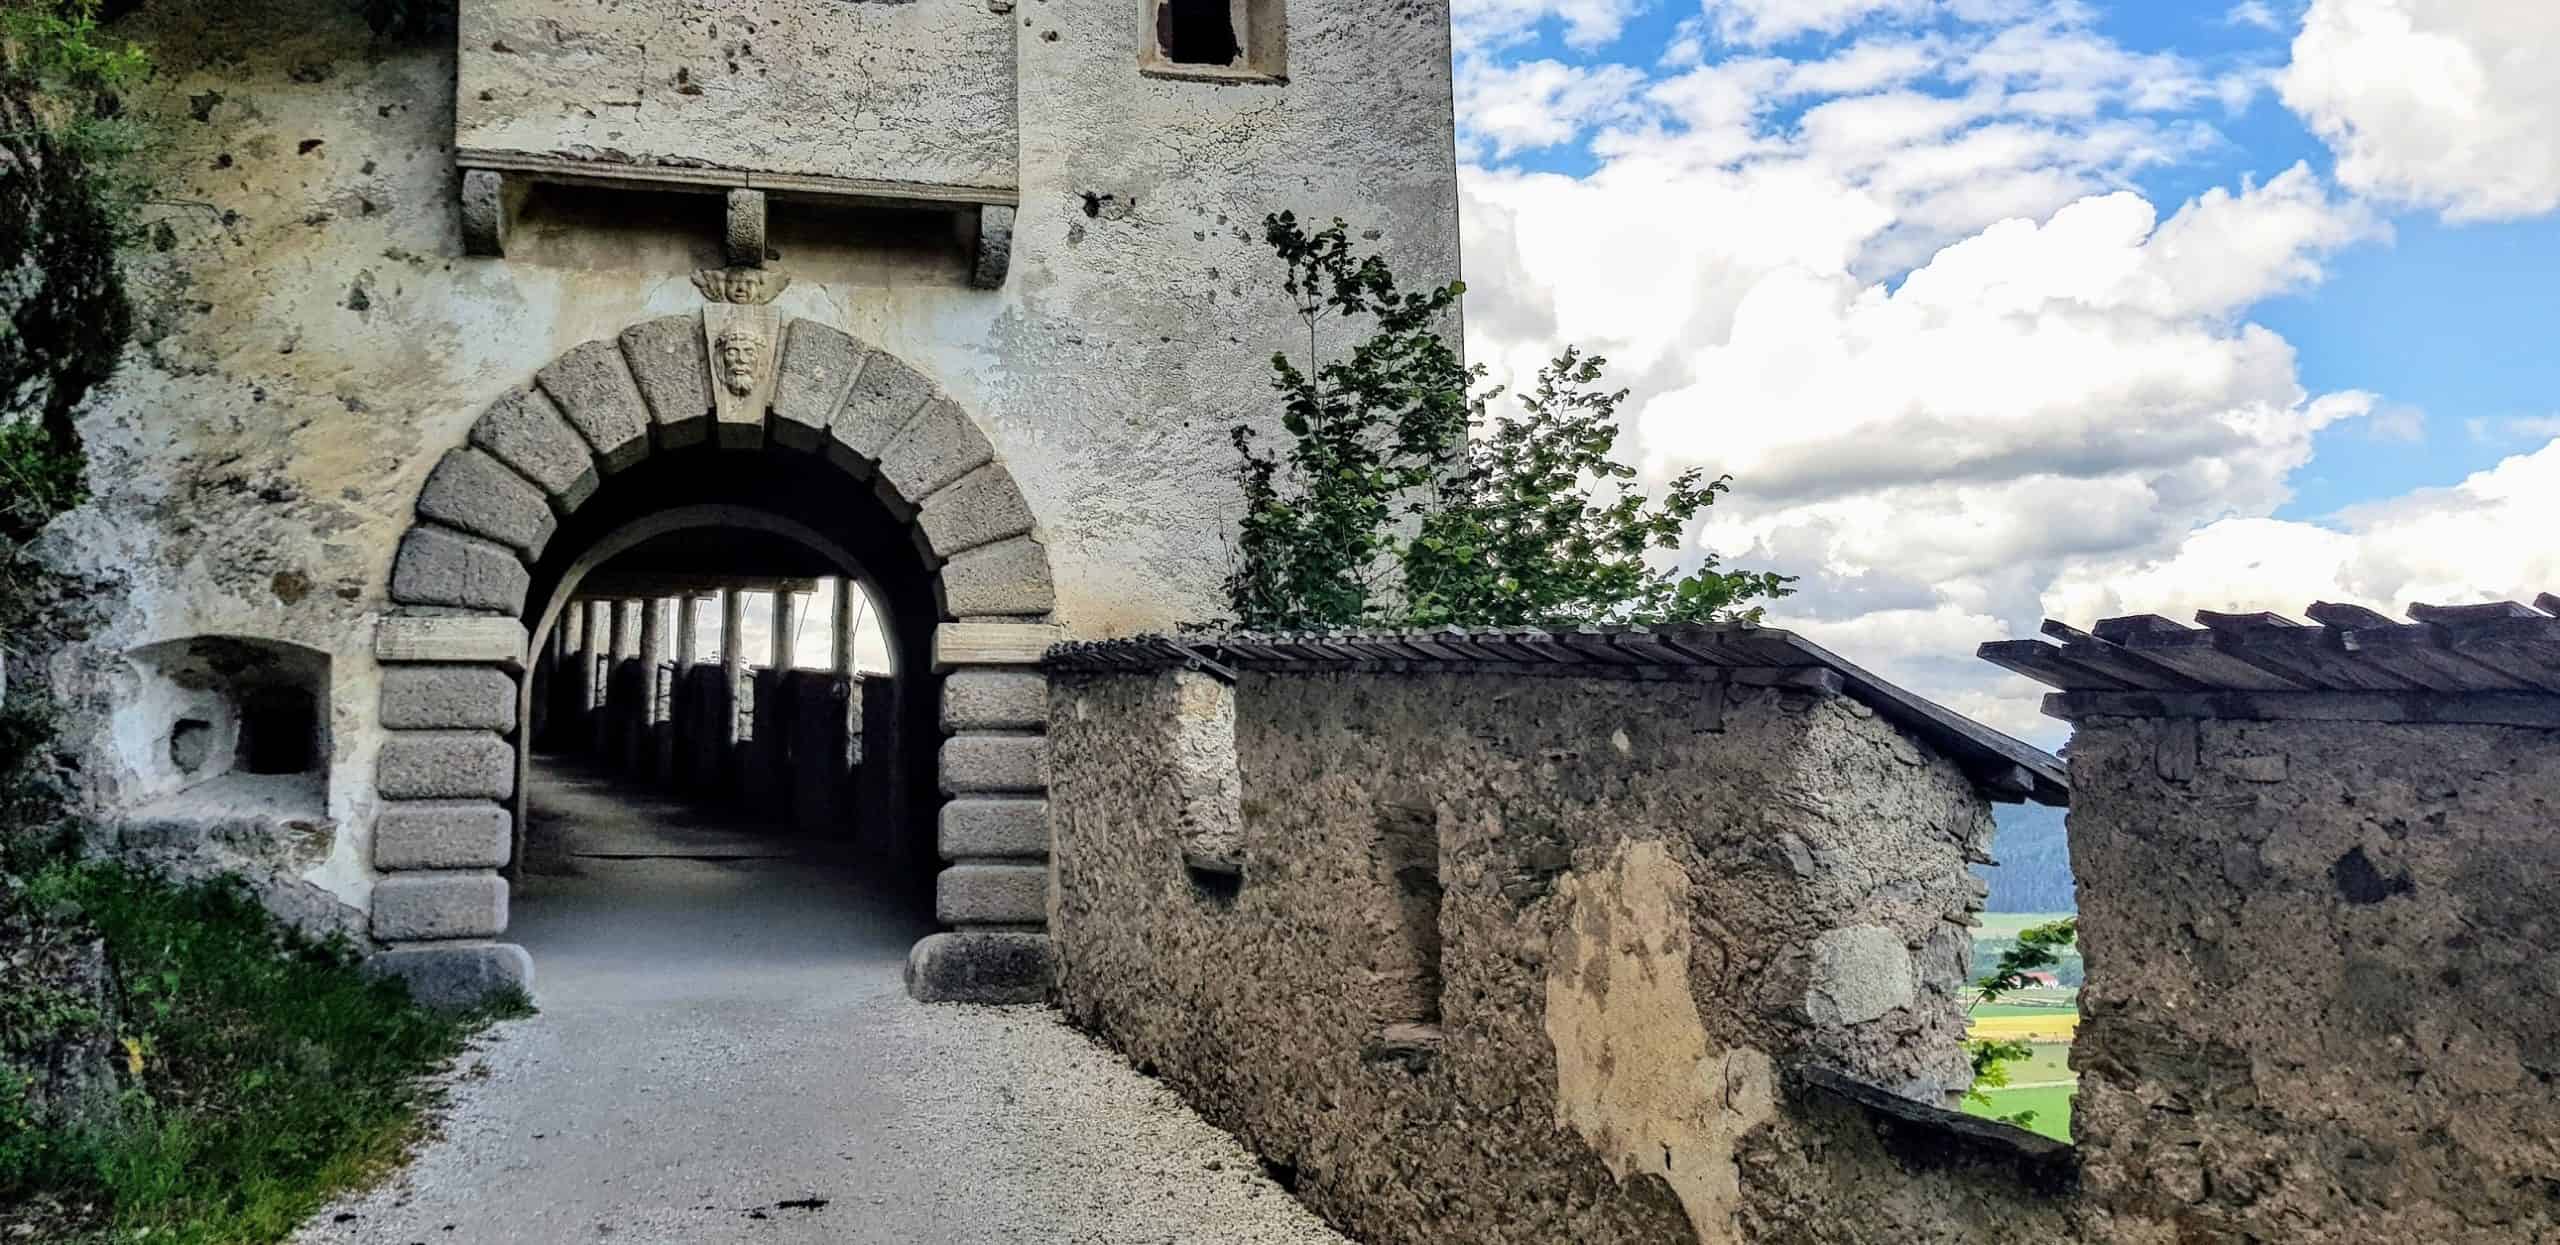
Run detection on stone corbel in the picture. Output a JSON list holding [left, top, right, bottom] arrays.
[[459, 169, 525, 258], [725, 188, 767, 267], [972, 205, 1015, 290]]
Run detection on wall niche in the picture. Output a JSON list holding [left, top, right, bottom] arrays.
[[114, 635, 333, 814]]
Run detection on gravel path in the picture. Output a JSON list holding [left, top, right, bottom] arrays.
[[294, 762, 1350, 1245]]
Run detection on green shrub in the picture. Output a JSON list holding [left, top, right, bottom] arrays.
[[0, 863, 527, 1243]]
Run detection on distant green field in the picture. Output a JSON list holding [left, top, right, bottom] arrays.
[[1971, 1083, 2075, 1142], [1974, 911, 2075, 938], [1996, 1042, 2074, 1084], [1972, 999, 2073, 1017]]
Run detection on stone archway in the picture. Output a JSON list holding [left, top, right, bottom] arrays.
[[364, 302, 1058, 1006]]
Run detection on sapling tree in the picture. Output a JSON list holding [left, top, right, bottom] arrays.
[[1963, 916, 2080, 1130], [1226, 213, 1790, 631]]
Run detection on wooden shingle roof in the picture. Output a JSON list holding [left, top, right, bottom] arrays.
[[1981, 596, 2560, 728]]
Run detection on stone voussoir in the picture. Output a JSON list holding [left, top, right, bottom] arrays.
[[824, 349, 937, 469], [389, 525, 530, 614], [772, 319, 869, 452], [942, 669, 1049, 732], [367, 941, 532, 1010], [619, 315, 715, 448], [906, 930, 1052, 1004], [371, 872, 508, 940], [940, 797, 1050, 860], [917, 461, 1034, 559], [878, 399, 995, 504], [380, 665, 519, 731], [941, 537, 1055, 617], [374, 799, 512, 870], [934, 863, 1049, 925], [378, 730, 516, 800], [416, 446, 555, 560], [469, 386, 598, 511], [941, 733, 1048, 794], [536, 339, 652, 473]]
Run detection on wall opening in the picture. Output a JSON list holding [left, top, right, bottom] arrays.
[[1965, 794, 2081, 1143], [113, 635, 333, 813], [1171, 671, 1245, 907], [514, 450, 946, 915], [1159, 0, 1240, 65], [1376, 801, 1443, 1026], [1147, 0, 1283, 78], [237, 686, 321, 775]]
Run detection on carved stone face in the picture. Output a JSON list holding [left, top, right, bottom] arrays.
[[719, 268, 768, 304], [715, 326, 765, 396]]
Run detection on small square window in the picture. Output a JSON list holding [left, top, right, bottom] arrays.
[[1145, 0, 1285, 82]]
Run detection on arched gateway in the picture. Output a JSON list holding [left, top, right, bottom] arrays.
[[365, 270, 1057, 1006]]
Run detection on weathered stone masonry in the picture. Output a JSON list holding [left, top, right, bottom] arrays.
[[36, 0, 1459, 1006], [1045, 608, 2560, 1244], [1045, 629, 2077, 1245], [369, 316, 1063, 1005], [1988, 598, 2560, 1243]]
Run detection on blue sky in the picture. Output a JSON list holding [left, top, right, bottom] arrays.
[[1447, 0, 2560, 739]]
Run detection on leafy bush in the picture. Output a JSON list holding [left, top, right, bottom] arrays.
[[0, 417, 85, 541], [1226, 213, 1792, 631], [2, 0, 151, 224]]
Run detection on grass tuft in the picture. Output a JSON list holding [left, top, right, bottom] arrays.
[[0, 862, 527, 1244]]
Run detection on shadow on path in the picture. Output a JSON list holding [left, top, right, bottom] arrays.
[[293, 759, 1348, 1244]]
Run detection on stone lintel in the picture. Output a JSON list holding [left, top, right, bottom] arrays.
[[377, 616, 528, 669]]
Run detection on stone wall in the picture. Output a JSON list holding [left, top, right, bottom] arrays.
[[32, 0, 1458, 929], [458, 0, 1017, 198], [2067, 715, 2560, 1243], [1049, 666, 2068, 1244]]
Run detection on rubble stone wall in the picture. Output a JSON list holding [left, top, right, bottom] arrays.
[[2067, 715, 2560, 1244], [1048, 666, 2064, 1245]]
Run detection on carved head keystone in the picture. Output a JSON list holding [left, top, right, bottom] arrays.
[[714, 323, 768, 396]]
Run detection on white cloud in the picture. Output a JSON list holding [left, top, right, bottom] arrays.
[[1451, 0, 1650, 53], [1456, 3, 2420, 737], [1703, 0, 1934, 48], [2227, 1, 2282, 32], [1457, 60, 1647, 158], [2279, 0, 2560, 221], [2042, 438, 2560, 623], [2467, 413, 2560, 444]]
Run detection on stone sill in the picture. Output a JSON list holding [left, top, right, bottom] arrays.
[[1139, 60, 1288, 87], [1796, 1065, 2078, 1195], [1360, 1022, 1443, 1072]]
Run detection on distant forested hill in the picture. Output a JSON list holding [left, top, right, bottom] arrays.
[[1978, 802, 2075, 913]]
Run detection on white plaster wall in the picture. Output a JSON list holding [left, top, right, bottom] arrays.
[[38, 0, 1458, 914]]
